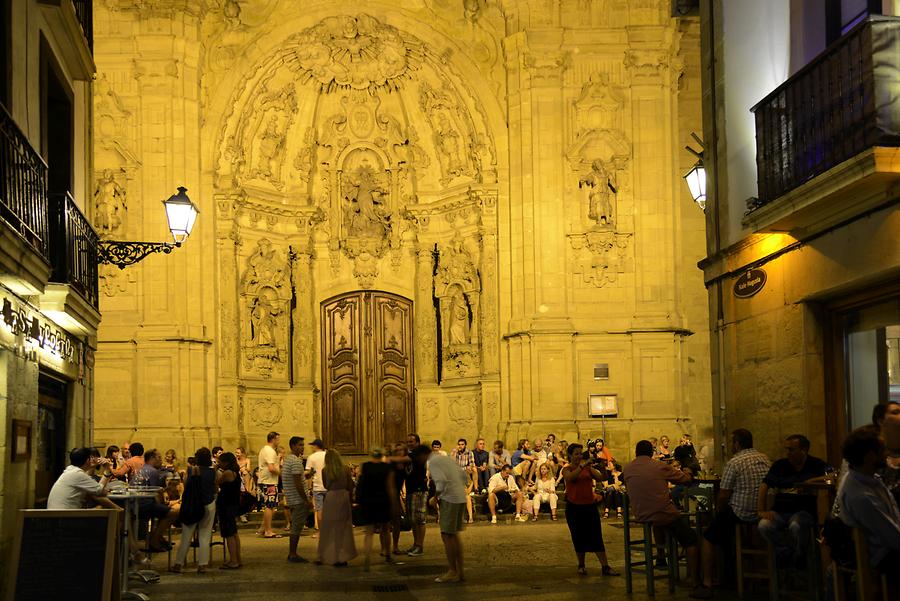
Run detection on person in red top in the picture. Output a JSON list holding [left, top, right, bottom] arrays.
[[561, 442, 619, 576], [623, 440, 699, 585], [111, 442, 145, 481]]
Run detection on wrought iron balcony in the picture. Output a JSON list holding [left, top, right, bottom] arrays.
[[48, 192, 99, 310], [751, 16, 900, 209], [71, 0, 93, 52], [0, 103, 50, 259]]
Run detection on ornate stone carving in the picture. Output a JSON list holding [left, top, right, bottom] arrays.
[[249, 396, 283, 428], [286, 14, 424, 92], [99, 264, 135, 297], [94, 169, 127, 239], [568, 231, 632, 288], [230, 83, 297, 190], [435, 235, 481, 378], [240, 239, 291, 377], [342, 162, 391, 239], [448, 394, 478, 428], [419, 82, 476, 185], [578, 159, 617, 227]]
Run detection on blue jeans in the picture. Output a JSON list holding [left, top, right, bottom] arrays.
[[758, 510, 816, 558]]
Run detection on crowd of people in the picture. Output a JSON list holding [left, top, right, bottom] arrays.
[[44, 407, 900, 596]]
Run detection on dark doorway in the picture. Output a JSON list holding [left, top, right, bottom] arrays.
[[34, 374, 68, 506]]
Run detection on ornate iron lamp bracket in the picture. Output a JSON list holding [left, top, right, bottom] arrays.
[[98, 240, 180, 269]]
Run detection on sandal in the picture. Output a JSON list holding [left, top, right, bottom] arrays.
[[577, 566, 588, 576], [602, 565, 620, 576]]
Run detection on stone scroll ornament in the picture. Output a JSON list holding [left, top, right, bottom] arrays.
[[435, 236, 481, 378], [284, 14, 424, 92], [240, 239, 291, 377]]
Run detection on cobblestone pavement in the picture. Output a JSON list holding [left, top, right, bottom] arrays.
[[133, 515, 750, 601]]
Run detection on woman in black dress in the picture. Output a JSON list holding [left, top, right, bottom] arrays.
[[216, 452, 242, 569], [356, 447, 397, 571]]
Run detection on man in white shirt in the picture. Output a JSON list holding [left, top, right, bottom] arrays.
[[48, 448, 119, 510], [258, 431, 281, 538], [487, 464, 525, 523], [304, 439, 327, 530], [421, 445, 468, 583]]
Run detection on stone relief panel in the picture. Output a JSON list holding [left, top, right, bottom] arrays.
[[568, 230, 633, 289], [435, 234, 481, 378], [247, 395, 283, 428], [240, 239, 292, 378]]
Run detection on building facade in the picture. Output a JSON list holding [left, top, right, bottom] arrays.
[[91, 0, 713, 460], [0, 0, 98, 580], [700, 0, 900, 464]]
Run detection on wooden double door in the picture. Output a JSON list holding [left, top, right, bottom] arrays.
[[321, 291, 416, 454]]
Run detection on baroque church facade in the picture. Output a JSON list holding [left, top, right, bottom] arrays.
[[91, 0, 712, 457]]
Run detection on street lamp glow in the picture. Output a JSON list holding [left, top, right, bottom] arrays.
[[162, 186, 199, 245], [684, 162, 707, 211]]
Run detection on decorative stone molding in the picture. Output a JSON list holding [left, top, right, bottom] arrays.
[[568, 231, 632, 288], [435, 234, 481, 378], [248, 396, 283, 428]]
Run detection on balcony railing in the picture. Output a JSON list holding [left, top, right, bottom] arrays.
[[48, 192, 99, 309], [0, 103, 50, 259], [751, 16, 900, 209], [71, 0, 93, 52]]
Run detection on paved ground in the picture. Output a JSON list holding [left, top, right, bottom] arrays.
[[131, 514, 755, 601]]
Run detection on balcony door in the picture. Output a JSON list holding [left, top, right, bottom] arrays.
[[321, 291, 415, 454]]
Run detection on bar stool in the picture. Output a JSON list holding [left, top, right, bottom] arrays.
[[832, 528, 890, 601], [623, 495, 677, 595], [734, 521, 777, 601]]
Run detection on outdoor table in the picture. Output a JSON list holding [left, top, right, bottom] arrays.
[[108, 487, 161, 601]]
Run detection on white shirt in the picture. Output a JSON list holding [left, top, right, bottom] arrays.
[[257, 445, 279, 486], [427, 454, 468, 504], [488, 472, 518, 495], [305, 450, 327, 492], [47, 465, 104, 509]]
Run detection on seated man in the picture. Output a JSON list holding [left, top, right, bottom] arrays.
[[488, 440, 511, 477], [691, 429, 770, 599], [137, 449, 180, 553], [838, 425, 900, 598], [623, 440, 699, 584], [487, 464, 526, 523], [510, 439, 535, 489], [527, 438, 548, 483], [757, 434, 829, 564], [48, 447, 120, 510]]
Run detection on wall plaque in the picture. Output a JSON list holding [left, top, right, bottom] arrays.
[[733, 268, 766, 299]]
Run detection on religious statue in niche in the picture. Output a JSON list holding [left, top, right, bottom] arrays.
[[579, 159, 617, 227], [94, 169, 127, 239], [436, 114, 466, 178], [342, 163, 391, 240], [249, 287, 281, 348], [435, 236, 481, 378], [253, 114, 286, 182], [240, 239, 291, 378]]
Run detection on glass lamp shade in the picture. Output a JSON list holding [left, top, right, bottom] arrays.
[[684, 163, 707, 211], [162, 187, 199, 244]]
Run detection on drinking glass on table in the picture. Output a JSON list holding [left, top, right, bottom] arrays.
[[824, 467, 837, 485]]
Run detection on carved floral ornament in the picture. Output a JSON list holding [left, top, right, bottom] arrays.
[[283, 14, 424, 92]]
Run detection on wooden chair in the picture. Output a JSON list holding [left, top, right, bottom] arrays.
[[622, 495, 677, 595], [734, 521, 777, 601], [832, 528, 889, 601]]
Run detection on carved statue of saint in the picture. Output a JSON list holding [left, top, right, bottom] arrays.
[[94, 169, 127, 238], [579, 159, 617, 226], [343, 165, 390, 238], [250, 290, 280, 348], [436, 113, 465, 177], [447, 290, 470, 345], [255, 114, 284, 180]]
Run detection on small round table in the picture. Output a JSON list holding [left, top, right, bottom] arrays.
[[108, 487, 162, 601]]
